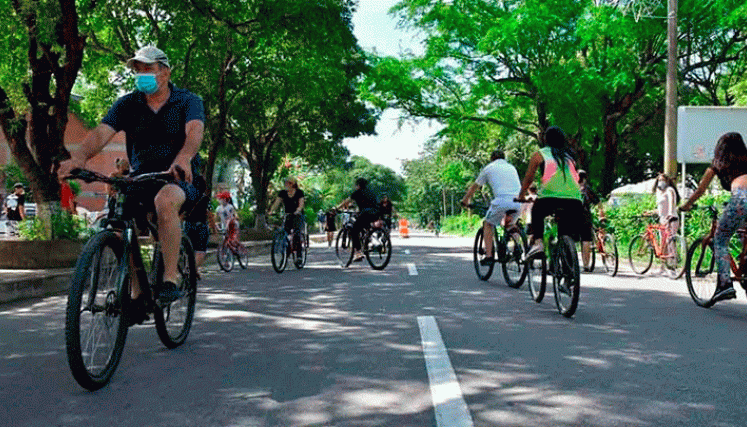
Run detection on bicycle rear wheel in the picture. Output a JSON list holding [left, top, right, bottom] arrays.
[[553, 236, 580, 317], [335, 228, 354, 267], [365, 228, 392, 270], [237, 243, 251, 269], [66, 231, 129, 391], [628, 234, 654, 274], [217, 241, 235, 272], [154, 236, 197, 348], [501, 229, 527, 288], [271, 231, 288, 273], [685, 237, 717, 308], [473, 228, 496, 281], [527, 254, 547, 303], [601, 233, 619, 277]]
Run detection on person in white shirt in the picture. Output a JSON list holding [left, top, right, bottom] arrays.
[[653, 173, 680, 260], [461, 149, 522, 265]]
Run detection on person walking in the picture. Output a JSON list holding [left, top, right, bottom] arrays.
[[4, 183, 26, 236]]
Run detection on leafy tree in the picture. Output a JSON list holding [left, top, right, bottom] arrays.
[[366, 0, 747, 194], [0, 0, 87, 237]]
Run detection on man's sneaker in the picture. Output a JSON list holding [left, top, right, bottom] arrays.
[[712, 286, 737, 303], [480, 257, 495, 266], [156, 280, 183, 303], [525, 242, 544, 259]]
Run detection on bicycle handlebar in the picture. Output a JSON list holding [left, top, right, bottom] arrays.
[[66, 167, 178, 187]]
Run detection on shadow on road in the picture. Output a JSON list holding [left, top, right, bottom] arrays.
[[1, 238, 747, 426]]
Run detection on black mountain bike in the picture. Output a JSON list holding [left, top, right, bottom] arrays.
[[466, 203, 528, 287], [335, 210, 392, 270], [271, 213, 309, 273], [65, 168, 197, 391]]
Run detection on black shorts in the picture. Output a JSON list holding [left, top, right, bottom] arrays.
[[184, 221, 209, 252], [132, 179, 201, 214], [531, 197, 588, 242]]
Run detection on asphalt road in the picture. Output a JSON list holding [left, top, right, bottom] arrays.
[[1, 232, 747, 427]]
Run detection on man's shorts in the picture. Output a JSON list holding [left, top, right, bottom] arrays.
[[485, 196, 521, 227], [184, 221, 209, 252], [134, 178, 201, 215]]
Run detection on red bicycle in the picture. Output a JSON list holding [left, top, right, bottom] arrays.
[[216, 221, 250, 272], [628, 214, 686, 278]]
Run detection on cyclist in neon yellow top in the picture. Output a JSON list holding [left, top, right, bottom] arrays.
[[517, 126, 587, 258]]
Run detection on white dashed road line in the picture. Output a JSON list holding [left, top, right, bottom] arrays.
[[407, 263, 418, 276], [417, 316, 475, 427]]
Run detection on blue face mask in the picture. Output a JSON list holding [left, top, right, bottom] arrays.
[[135, 73, 158, 94]]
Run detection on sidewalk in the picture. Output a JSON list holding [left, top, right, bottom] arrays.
[[0, 240, 272, 305]]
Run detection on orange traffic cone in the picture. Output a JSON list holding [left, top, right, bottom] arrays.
[[399, 218, 409, 238]]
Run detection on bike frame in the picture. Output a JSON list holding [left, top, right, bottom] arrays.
[[641, 221, 672, 259], [105, 186, 163, 305]]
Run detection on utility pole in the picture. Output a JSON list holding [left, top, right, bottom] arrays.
[[663, 0, 678, 177]]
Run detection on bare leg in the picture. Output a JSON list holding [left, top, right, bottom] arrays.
[[154, 184, 186, 284], [483, 220, 494, 258], [195, 252, 206, 268], [581, 241, 592, 269]]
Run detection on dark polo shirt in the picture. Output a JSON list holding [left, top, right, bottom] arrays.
[[102, 83, 205, 175]]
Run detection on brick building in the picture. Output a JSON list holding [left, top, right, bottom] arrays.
[[0, 113, 127, 212]]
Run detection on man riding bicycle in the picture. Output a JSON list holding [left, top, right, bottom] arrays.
[[58, 46, 205, 323], [337, 178, 380, 262], [461, 149, 522, 265]]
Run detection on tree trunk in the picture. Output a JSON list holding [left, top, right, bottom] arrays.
[[601, 116, 619, 195], [247, 133, 280, 231], [1, 0, 86, 239]]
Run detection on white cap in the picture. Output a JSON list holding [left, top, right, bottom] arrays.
[[126, 46, 170, 69]]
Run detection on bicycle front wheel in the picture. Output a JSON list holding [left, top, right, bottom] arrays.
[[601, 234, 619, 277], [501, 229, 527, 288], [664, 234, 687, 279], [217, 241, 235, 272], [66, 231, 129, 391], [685, 237, 717, 308], [237, 243, 251, 269], [527, 254, 547, 303], [335, 228, 354, 268], [473, 228, 496, 281], [553, 236, 580, 317], [628, 235, 654, 274], [154, 236, 198, 348], [294, 233, 309, 269], [365, 228, 392, 270], [271, 231, 288, 273]]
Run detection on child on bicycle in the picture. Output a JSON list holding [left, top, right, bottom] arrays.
[[215, 191, 239, 248], [680, 132, 747, 303], [461, 149, 522, 265], [517, 126, 587, 258]]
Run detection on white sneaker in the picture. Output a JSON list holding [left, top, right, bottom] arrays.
[[525, 241, 544, 259]]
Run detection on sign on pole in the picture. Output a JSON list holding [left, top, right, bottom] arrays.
[[677, 106, 747, 164]]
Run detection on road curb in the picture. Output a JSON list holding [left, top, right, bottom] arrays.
[[0, 240, 272, 305]]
